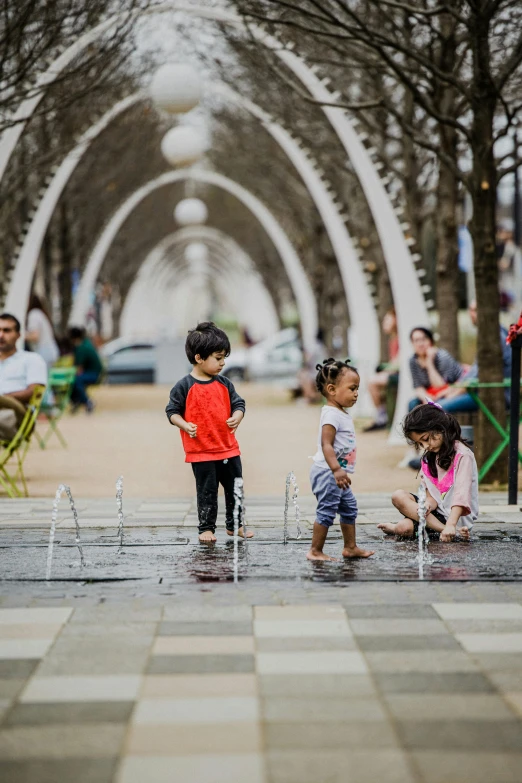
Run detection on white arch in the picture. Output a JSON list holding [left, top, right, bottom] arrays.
[[70, 169, 318, 353], [5, 81, 379, 407], [122, 227, 280, 341], [215, 83, 379, 394], [4, 93, 143, 323], [1, 1, 427, 432]]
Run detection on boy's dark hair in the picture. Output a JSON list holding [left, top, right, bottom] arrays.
[[315, 358, 359, 395], [69, 326, 85, 341], [410, 326, 434, 343], [403, 403, 463, 476], [0, 313, 21, 333], [185, 321, 231, 363]]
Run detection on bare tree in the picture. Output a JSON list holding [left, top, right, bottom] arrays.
[[231, 0, 522, 478]]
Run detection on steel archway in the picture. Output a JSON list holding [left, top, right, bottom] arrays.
[[70, 169, 318, 353], [1, 1, 427, 430], [121, 226, 280, 341]]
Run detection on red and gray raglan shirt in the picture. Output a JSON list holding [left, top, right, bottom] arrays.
[[165, 374, 246, 463]]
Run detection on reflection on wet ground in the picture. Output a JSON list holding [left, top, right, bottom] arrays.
[[1, 524, 522, 583]]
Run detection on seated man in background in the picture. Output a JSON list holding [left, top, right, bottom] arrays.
[[437, 301, 511, 412], [68, 327, 103, 413], [0, 313, 47, 440]]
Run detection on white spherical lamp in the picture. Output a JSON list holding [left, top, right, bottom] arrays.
[[161, 126, 207, 167], [185, 242, 208, 265], [150, 63, 202, 114], [174, 198, 208, 226]]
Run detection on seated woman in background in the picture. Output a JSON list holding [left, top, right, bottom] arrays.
[[408, 327, 464, 411]]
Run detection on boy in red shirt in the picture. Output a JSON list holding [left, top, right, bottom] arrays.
[[166, 322, 254, 543]]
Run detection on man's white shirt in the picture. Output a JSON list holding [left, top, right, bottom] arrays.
[[0, 350, 47, 395]]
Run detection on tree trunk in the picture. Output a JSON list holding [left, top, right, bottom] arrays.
[[435, 138, 460, 358], [469, 16, 506, 482], [433, 12, 460, 358]]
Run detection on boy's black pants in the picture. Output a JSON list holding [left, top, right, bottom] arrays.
[[191, 456, 243, 534]]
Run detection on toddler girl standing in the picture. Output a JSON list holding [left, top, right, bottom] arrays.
[[378, 402, 478, 541], [307, 359, 374, 561]]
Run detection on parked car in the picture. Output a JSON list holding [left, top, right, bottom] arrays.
[[100, 337, 156, 384], [222, 328, 302, 386]]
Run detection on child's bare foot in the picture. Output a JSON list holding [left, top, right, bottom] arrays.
[[199, 530, 217, 543], [306, 549, 337, 562], [377, 522, 398, 535], [226, 527, 254, 538], [343, 546, 374, 558]]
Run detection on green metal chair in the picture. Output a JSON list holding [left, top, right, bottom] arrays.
[[0, 385, 46, 497], [36, 366, 77, 449]]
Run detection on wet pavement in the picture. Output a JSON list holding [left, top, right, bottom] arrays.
[[1, 492, 522, 782], [1, 492, 522, 585]]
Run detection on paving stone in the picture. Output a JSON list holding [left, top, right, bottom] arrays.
[[20, 675, 142, 703], [471, 653, 522, 671], [412, 751, 522, 783], [262, 696, 386, 722], [0, 624, 64, 639], [256, 651, 367, 675], [147, 654, 255, 674], [127, 721, 263, 754], [383, 693, 516, 721], [0, 660, 38, 679], [396, 719, 522, 750], [444, 619, 522, 633], [487, 671, 522, 691], [0, 679, 26, 699], [254, 605, 346, 620], [5, 701, 135, 725], [0, 609, 72, 625], [266, 749, 416, 783], [365, 650, 477, 673], [342, 604, 438, 619], [158, 621, 252, 636], [456, 633, 522, 653], [254, 619, 350, 638], [133, 696, 259, 724], [152, 636, 255, 655], [357, 634, 461, 652], [259, 674, 377, 698], [36, 635, 153, 675], [142, 673, 258, 698], [349, 619, 448, 636], [0, 639, 55, 660], [162, 605, 252, 621], [60, 622, 157, 638], [373, 672, 495, 694], [0, 759, 117, 783], [70, 607, 162, 623], [255, 636, 356, 652], [433, 603, 522, 620], [0, 723, 126, 759], [264, 720, 399, 749], [116, 753, 266, 783]]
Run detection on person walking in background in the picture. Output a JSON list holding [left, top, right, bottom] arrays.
[[25, 294, 59, 369], [68, 327, 102, 413], [363, 308, 400, 431]]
